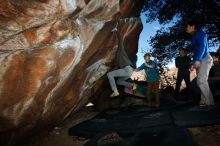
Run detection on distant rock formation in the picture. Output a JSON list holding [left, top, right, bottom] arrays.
[[160, 68, 197, 90], [0, 0, 144, 145]]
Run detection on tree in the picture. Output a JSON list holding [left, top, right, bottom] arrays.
[[217, 46, 220, 53], [142, 0, 220, 65]]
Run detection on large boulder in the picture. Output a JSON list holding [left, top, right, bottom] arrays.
[[0, 0, 143, 145]]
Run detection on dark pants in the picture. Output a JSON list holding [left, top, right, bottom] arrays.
[[147, 80, 160, 104], [175, 71, 191, 96]]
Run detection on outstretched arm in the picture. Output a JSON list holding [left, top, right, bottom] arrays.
[[145, 62, 154, 68]]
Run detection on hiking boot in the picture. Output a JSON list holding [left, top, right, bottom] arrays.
[[199, 100, 207, 108], [110, 91, 119, 98]]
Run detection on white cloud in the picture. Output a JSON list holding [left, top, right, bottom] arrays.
[[153, 26, 160, 30]]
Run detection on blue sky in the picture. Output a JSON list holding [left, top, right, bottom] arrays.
[[137, 12, 175, 67], [137, 12, 160, 67]]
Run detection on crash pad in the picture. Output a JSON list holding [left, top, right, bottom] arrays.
[[84, 126, 195, 146], [68, 107, 172, 138], [172, 104, 220, 127]]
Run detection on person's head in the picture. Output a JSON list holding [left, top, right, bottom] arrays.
[[144, 53, 151, 62], [179, 47, 186, 56], [186, 19, 203, 34]]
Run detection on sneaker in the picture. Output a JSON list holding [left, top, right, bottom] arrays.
[[110, 91, 119, 98], [199, 100, 207, 108]]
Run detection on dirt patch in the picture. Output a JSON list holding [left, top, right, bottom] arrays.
[[189, 125, 220, 146], [28, 106, 98, 146]]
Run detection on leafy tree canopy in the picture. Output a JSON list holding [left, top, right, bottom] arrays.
[[142, 0, 220, 65]]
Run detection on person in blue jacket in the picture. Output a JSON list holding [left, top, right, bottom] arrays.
[[137, 53, 160, 107], [186, 19, 214, 107]]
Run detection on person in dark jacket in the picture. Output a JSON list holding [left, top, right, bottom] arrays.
[[107, 23, 135, 97], [186, 19, 214, 106], [175, 47, 191, 97]]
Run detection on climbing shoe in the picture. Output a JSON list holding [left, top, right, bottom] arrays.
[[110, 91, 119, 98], [131, 83, 137, 91]]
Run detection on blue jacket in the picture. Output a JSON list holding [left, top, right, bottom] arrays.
[[191, 29, 208, 64], [138, 60, 159, 83]]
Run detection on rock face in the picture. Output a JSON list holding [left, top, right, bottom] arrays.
[[0, 0, 143, 145]]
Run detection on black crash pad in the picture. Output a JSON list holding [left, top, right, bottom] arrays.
[[84, 126, 195, 146], [68, 107, 172, 138], [122, 93, 188, 111], [172, 104, 220, 127]]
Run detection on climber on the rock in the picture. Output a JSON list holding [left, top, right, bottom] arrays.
[[107, 22, 137, 98]]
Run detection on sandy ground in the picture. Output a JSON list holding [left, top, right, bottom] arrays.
[[28, 106, 98, 146], [27, 105, 220, 146], [189, 126, 220, 146]]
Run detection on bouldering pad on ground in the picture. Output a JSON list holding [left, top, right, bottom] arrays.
[[172, 104, 220, 127], [68, 107, 172, 138], [84, 126, 195, 146], [69, 95, 220, 145]]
